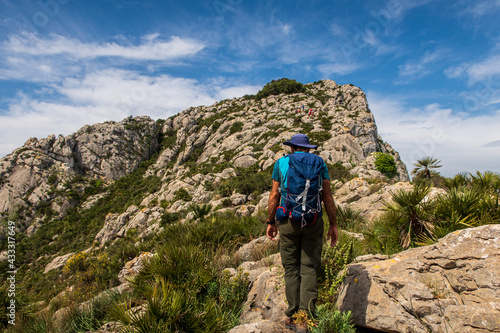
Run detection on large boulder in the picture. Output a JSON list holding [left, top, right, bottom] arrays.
[[228, 253, 289, 333], [337, 224, 500, 333]]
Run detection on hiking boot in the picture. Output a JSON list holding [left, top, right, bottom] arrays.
[[285, 317, 309, 332], [295, 323, 308, 333], [285, 317, 296, 330]]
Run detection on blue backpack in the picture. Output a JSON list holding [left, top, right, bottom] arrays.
[[275, 153, 324, 227]]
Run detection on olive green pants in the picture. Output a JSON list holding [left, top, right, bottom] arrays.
[[279, 218, 324, 318]]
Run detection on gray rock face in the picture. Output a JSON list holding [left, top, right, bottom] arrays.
[[337, 224, 500, 333], [334, 179, 446, 222], [0, 117, 158, 213], [0, 116, 159, 230], [228, 253, 289, 333], [43, 252, 75, 274]]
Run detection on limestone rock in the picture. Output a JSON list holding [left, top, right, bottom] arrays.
[[231, 193, 247, 206], [234, 155, 258, 168], [234, 235, 277, 262], [117, 252, 154, 284], [44, 252, 75, 274], [335, 181, 446, 223], [230, 253, 288, 332], [0, 116, 159, 232], [337, 224, 500, 333]]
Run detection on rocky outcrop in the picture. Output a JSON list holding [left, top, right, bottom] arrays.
[[0, 116, 159, 231], [337, 224, 500, 333], [44, 252, 75, 274], [228, 253, 290, 333], [334, 179, 446, 222], [94, 205, 164, 246]]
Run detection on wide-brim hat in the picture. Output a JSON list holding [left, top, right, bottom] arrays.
[[283, 133, 318, 149]]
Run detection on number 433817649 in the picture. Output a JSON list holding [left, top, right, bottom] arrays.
[[7, 221, 16, 270]]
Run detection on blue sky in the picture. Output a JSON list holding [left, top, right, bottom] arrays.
[[1, 0, 500, 177]]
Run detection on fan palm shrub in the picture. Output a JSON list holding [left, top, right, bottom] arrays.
[[381, 181, 435, 249], [411, 156, 442, 180]]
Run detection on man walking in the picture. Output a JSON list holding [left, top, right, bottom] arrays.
[[266, 133, 338, 332]]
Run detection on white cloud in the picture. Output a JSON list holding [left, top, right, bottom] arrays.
[[367, 91, 500, 177], [464, 0, 500, 17], [317, 63, 360, 76], [398, 49, 447, 80], [0, 33, 205, 83], [4, 33, 205, 60], [0, 70, 261, 157], [466, 55, 500, 83]]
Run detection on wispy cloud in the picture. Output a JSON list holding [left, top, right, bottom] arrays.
[[0, 69, 259, 157], [462, 0, 500, 17], [317, 63, 361, 76], [0, 32, 205, 82], [445, 54, 500, 90], [4, 33, 205, 60], [398, 48, 448, 81], [368, 91, 500, 176]]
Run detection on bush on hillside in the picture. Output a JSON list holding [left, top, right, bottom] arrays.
[[255, 78, 305, 100], [374, 152, 397, 178]]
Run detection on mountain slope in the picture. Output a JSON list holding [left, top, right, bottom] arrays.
[[0, 79, 408, 239]]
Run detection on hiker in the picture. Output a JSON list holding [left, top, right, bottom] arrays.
[[266, 133, 338, 332]]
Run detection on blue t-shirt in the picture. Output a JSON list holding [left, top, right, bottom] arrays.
[[272, 152, 330, 205]]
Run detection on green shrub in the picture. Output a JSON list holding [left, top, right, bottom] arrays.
[[191, 204, 212, 220], [161, 212, 180, 226], [47, 173, 58, 185], [319, 116, 333, 130], [374, 152, 397, 178], [255, 78, 305, 100], [318, 240, 353, 304], [114, 214, 263, 332], [229, 121, 244, 135], [173, 188, 192, 202], [226, 165, 272, 196], [311, 305, 356, 333], [327, 162, 353, 182], [308, 131, 331, 143]]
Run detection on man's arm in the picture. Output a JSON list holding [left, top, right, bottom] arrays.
[[322, 179, 339, 247], [266, 179, 280, 240]]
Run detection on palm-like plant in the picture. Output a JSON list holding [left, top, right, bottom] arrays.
[[443, 172, 469, 190], [383, 181, 435, 248], [411, 156, 442, 180], [470, 171, 500, 192], [191, 203, 212, 221], [110, 278, 222, 333]]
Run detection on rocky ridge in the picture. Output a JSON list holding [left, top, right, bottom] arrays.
[[0, 79, 409, 238], [0, 116, 159, 234]]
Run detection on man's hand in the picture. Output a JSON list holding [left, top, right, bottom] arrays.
[[267, 224, 278, 240], [327, 224, 338, 247]]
